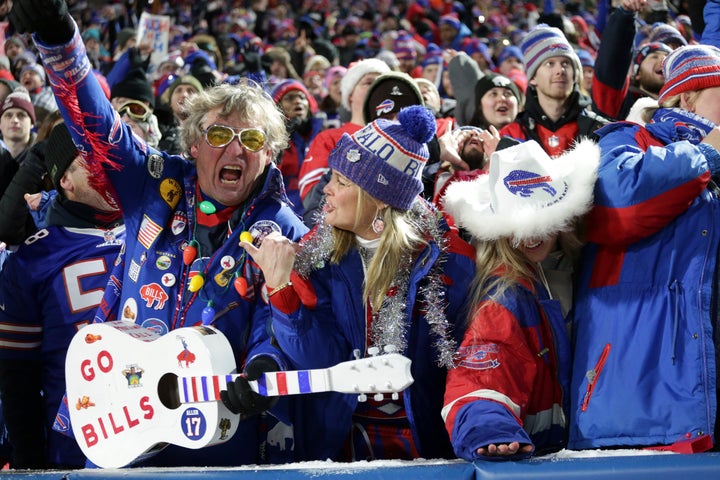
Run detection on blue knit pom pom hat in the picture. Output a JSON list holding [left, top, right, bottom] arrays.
[[329, 105, 436, 210]]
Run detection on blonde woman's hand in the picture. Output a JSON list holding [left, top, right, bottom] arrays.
[[239, 232, 299, 289]]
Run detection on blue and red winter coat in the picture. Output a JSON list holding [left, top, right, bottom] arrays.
[[267, 201, 476, 460], [442, 276, 571, 461], [569, 108, 720, 450], [34, 25, 309, 465]]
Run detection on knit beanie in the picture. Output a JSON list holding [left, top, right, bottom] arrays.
[[657, 45, 720, 104], [497, 46, 523, 67], [324, 65, 347, 90], [439, 14, 462, 31], [45, 123, 78, 190], [576, 49, 595, 69], [329, 105, 436, 210], [110, 64, 155, 109], [340, 58, 390, 110], [161, 74, 203, 104], [631, 42, 671, 77], [475, 73, 523, 105], [1, 87, 35, 123], [649, 23, 688, 48], [270, 79, 318, 113], [362, 71, 425, 124], [463, 39, 495, 70], [521, 24, 581, 81], [20, 63, 45, 84]]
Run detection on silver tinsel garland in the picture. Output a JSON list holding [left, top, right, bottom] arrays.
[[294, 202, 458, 368]]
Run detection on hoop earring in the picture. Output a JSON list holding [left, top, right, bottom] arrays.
[[371, 210, 386, 234]]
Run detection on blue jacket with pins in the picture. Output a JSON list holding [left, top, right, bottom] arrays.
[[269, 201, 476, 461], [35, 24, 308, 466]]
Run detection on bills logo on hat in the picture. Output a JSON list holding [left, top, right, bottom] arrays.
[[504, 170, 558, 198], [376, 99, 394, 116], [442, 139, 600, 242]]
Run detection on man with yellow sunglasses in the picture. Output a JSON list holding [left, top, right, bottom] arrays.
[[8, 0, 309, 468]]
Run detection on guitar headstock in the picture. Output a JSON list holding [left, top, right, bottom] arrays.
[[327, 347, 413, 402]]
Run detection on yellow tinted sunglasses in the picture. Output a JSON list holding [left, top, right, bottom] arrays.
[[203, 124, 266, 151]]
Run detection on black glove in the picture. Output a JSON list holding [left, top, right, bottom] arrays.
[[220, 357, 280, 416], [9, 0, 74, 44], [238, 43, 263, 74]]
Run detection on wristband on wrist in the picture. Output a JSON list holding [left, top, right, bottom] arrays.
[[268, 281, 293, 297]]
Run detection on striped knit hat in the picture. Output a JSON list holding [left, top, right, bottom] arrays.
[[521, 24, 581, 82], [329, 105, 435, 210], [657, 45, 720, 103]]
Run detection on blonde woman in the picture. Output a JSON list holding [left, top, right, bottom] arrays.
[[441, 139, 599, 460], [234, 106, 476, 461]]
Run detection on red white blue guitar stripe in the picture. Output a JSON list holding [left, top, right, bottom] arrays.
[[179, 369, 329, 403]]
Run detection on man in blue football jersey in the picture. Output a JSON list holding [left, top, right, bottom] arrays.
[[0, 123, 125, 468]]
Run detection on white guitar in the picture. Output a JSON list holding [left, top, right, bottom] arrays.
[[65, 321, 413, 468]]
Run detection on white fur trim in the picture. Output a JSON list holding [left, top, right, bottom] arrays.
[[442, 139, 600, 241]]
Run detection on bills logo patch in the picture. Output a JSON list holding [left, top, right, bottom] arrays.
[[503, 170, 568, 206], [375, 99, 394, 117], [457, 343, 501, 370], [171, 211, 187, 235], [139, 282, 169, 310]]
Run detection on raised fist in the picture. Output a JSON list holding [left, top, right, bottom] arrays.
[[9, 0, 73, 44]]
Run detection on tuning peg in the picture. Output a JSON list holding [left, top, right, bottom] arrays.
[[358, 394, 367, 402], [391, 392, 399, 400], [384, 345, 397, 353], [368, 346, 380, 356], [373, 393, 384, 401]]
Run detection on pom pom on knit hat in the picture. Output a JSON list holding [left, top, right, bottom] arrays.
[[1, 87, 35, 124], [329, 105, 436, 210], [521, 24, 581, 82], [340, 58, 390, 110], [657, 45, 720, 104], [45, 123, 79, 190]]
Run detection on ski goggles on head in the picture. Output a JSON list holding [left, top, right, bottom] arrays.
[[118, 100, 152, 122], [203, 124, 266, 151]]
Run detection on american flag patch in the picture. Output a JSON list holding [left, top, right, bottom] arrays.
[[138, 215, 162, 249]]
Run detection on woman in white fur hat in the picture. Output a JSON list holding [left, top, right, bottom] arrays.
[[440, 139, 600, 460]]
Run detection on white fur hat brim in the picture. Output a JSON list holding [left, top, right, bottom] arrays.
[[442, 139, 600, 241]]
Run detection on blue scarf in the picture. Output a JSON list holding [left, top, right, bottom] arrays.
[[648, 107, 717, 145]]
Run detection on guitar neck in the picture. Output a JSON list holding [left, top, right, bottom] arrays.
[[178, 368, 330, 403]]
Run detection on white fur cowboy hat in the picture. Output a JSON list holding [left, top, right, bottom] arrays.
[[442, 139, 600, 241]]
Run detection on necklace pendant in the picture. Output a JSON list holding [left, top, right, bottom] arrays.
[[188, 273, 205, 292], [234, 277, 249, 297], [198, 200, 217, 215], [201, 305, 216, 325], [183, 241, 198, 266]]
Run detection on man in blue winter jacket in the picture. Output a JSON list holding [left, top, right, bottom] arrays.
[[7, 0, 308, 467]]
